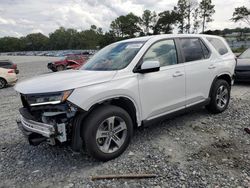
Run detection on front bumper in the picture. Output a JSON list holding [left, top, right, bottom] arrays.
[[47, 63, 56, 71], [17, 115, 55, 138], [234, 71, 250, 81]]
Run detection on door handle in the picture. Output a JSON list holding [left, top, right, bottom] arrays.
[[173, 71, 184, 77], [208, 64, 216, 69]]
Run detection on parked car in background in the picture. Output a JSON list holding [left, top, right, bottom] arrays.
[[0, 68, 17, 89], [235, 48, 250, 81], [0, 60, 19, 74], [15, 34, 235, 161], [47, 55, 89, 72]]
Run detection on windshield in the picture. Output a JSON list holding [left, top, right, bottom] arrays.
[[82, 41, 144, 71], [239, 48, 250, 59]]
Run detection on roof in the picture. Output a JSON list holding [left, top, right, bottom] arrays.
[[119, 34, 224, 43]]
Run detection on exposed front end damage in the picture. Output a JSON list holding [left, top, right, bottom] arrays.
[[17, 93, 79, 147]]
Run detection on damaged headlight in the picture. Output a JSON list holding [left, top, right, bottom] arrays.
[[28, 90, 73, 106]]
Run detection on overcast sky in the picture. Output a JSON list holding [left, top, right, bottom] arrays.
[[0, 0, 249, 37]]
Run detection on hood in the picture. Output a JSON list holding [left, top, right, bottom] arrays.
[[235, 58, 250, 71], [15, 70, 117, 94]]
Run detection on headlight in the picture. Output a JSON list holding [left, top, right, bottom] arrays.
[[28, 90, 73, 106]]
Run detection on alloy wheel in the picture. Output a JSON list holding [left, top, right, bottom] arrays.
[[216, 85, 229, 109], [96, 116, 127, 154]]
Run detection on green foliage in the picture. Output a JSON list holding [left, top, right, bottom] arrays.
[[49, 27, 79, 50], [1, 0, 246, 52], [141, 10, 157, 35], [199, 0, 215, 33], [0, 37, 23, 52], [231, 6, 250, 25], [110, 13, 142, 37], [155, 10, 179, 34], [24, 33, 49, 51], [175, 0, 188, 33], [232, 46, 247, 53]]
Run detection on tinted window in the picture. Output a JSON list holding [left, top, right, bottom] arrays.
[[0, 61, 11, 66], [143, 40, 177, 67], [200, 41, 210, 58], [180, 38, 207, 62], [207, 37, 228, 55]]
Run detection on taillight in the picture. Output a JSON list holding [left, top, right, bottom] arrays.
[[12, 64, 17, 69], [8, 69, 14, 73]]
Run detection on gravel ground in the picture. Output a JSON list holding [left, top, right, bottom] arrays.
[[0, 57, 250, 188]]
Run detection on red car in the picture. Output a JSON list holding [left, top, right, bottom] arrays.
[[47, 55, 89, 72]]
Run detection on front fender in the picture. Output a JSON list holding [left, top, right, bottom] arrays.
[[67, 77, 142, 125]]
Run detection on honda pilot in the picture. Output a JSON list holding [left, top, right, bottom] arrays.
[[15, 34, 236, 161]]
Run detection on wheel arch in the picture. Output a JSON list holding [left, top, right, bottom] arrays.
[[87, 96, 140, 127], [208, 73, 232, 98], [71, 96, 141, 152]]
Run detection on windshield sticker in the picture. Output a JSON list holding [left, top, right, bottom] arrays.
[[126, 43, 143, 49]]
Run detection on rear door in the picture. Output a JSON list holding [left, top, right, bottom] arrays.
[[178, 38, 216, 106], [138, 39, 186, 120]]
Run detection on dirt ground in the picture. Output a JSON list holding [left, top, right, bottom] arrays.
[[0, 56, 250, 188]]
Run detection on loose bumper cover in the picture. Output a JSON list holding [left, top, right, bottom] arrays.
[[17, 115, 55, 138]]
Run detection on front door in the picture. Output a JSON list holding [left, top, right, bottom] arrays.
[[137, 39, 186, 120]]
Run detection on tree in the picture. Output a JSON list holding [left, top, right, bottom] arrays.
[[0, 37, 22, 52], [175, 0, 188, 33], [192, 7, 201, 33], [199, 0, 215, 33], [231, 6, 250, 25], [110, 13, 142, 38], [155, 10, 179, 34], [186, 0, 198, 33], [24, 33, 49, 51], [141, 10, 157, 35], [174, 0, 199, 33]]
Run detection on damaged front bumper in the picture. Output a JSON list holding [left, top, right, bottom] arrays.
[[17, 115, 55, 138], [16, 104, 74, 146]]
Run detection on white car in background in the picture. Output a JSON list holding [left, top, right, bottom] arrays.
[[15, 34, 236, 161], [0, 67, 17, 89]]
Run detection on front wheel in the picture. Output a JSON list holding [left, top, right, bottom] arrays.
[[206, 79, 230, 114], [82, 105, 133, 161]]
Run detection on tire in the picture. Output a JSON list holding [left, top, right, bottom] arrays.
[[206, 79, 230, 114], [56, 65, 65, 71], [0, 78, 7, 89], [82, 105, 133, 161], [51, 67, 57, 72]]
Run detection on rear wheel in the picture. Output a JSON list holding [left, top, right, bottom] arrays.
[[82, 105, 133, 161], [0, 78, 7, 89], [56, 65, 65, 71], [206, 79, 230, 114]]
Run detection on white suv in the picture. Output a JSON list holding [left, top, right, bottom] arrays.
[[15, 34, 236, 161]]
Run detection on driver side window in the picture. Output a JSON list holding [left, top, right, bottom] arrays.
[[143, 39, 177, 67]]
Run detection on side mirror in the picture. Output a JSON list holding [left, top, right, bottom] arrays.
[[135, 60, 160, 74]]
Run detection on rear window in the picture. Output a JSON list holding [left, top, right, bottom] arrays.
[[179, 38, 210, 62], [0, 61, 11, 66], [207, 37, 228, 55]]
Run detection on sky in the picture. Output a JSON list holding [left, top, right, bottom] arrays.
[[0, 0, 249, 37]]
